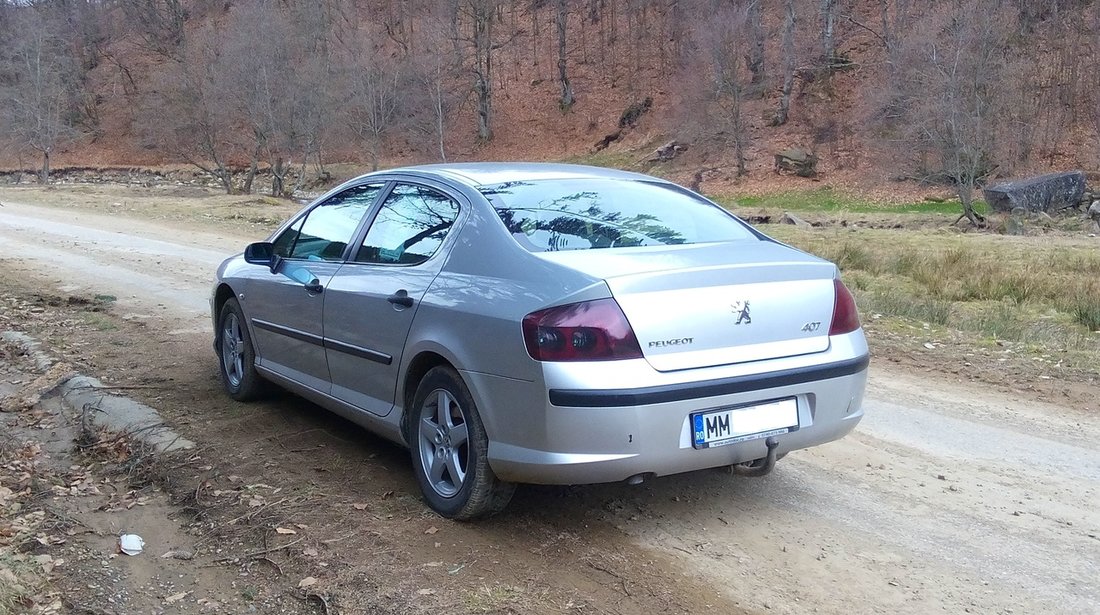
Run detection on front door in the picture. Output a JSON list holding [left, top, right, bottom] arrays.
[[323, 183, 462, 415], [244, 183, 383, 392]]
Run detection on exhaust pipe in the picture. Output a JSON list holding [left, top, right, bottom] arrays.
[[728, 437, 780, 477]]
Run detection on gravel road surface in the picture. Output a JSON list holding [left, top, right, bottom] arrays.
[[2, 199, 1096, 614]]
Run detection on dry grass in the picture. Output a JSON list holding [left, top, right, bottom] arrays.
[[765, 225, 1100, 366]]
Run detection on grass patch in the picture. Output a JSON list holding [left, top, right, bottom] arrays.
[[564, 149, 640, 170], [1066, 290, 1100, 331], [714, 187, 990, 216], [81, 312, 118, 331], [861, 291, 953, 325], [763, 224, 1100, 357]]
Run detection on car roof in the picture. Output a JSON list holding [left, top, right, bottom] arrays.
[[380, 162, 665, 188]]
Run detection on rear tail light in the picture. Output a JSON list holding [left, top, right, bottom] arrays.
[[522, 298, 643, 362], [829, 279, 861, 335]]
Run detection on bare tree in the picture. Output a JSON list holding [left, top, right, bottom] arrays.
[[412, 14, 463, 161], [219, 1, 301, 195], [682, 0, 755, 176], [746, 0, 765, 88], [774, 0, 797, 126], [280, 0, 347, 181], [342, 48, 406, 171], [453, 0, 499, 141], [1, 6, 75, 183], [556, 0, 575, 110], [119, 0, 187, 59], [143, 22, 241, 194], [888, 0, 1018, 225], [820, 0, 839, 66]]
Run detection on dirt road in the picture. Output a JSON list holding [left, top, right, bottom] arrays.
[[1, 196, 1097, 614]]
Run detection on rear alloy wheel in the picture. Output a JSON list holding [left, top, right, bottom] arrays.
[[410, 367, 514, 520], [217, 298, 266, 401]]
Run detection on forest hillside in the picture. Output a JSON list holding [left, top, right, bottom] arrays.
[[1, 0, 1097, 200]]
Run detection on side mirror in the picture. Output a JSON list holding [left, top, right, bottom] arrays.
[[244, 242, 279, 273]]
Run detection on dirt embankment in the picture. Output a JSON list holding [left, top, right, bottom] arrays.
[[0, 189, 1097, 614]]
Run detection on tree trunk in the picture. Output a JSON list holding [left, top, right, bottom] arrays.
[[556, 0, 575, 110], [531, 0, 539, 67], [433, 75, 447, 161], [242, 149, 259, 195], [821, 0, 838, 66], [775, 0, 797, 126], [217, 167, 233, 194], [732, 84, 748, 177], [747, 0, 766, 87], [39, 150, 50, 184], [271, 156, 285, 197], [473, 0, 494, 141], [957, 185, 985, 226]]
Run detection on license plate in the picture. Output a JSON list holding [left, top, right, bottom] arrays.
[[692, 398, 799, 449]]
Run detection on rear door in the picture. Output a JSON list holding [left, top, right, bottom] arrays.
[[323, 183, 462, 416], [244, 184, 383, 392]]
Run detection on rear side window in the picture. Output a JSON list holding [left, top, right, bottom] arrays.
[[273, 184, 382, 260], [481, 179, 754, 252], [356, 184, 459, 266]]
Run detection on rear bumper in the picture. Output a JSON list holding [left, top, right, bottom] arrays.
[[547, 355, 868, 407], [476, 339, 869, 485]]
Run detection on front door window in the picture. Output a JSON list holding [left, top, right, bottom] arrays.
[[273, 184, 383, 261]]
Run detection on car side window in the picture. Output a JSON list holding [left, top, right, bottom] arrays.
[[356, 184, 459, 266], [272, 184, 382, 260]]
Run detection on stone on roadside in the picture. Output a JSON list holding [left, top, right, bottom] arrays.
[[779, 212, 813, 229]]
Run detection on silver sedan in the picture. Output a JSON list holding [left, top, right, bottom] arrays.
[[212, 163, 868, 519]]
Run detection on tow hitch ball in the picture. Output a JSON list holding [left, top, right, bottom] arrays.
[[728, 436, 780, 477]]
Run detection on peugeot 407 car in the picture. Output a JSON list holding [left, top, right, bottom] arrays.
[[211, 163, 869, 519]]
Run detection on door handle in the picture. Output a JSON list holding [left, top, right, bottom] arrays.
[[304, 280, 324, 294], [387, 290, 414, 308]]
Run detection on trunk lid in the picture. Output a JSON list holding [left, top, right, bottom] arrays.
[[536, 241, 837, 372]]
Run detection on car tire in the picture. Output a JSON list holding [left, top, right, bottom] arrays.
[[216, 298, 267, 402], [410, 366, 515, 520]]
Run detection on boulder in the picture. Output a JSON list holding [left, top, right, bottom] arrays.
[[648, 140, 688, 162], [774, 148, 818, 178], [982, 171, 1086, 213], [779, 212, 813, 228]]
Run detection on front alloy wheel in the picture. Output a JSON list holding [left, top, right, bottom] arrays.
[[221, 312, 246, 389], [216, 298, 266, 401], [410, 367, 514, 519]]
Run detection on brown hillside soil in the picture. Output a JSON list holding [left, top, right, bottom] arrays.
[[13, 1, 1097, 193]]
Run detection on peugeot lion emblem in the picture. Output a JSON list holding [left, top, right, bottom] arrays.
[[732, 300, 752, 325]]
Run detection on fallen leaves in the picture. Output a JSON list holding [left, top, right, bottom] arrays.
[[298, 576, 318, 588], [275, 527, 297, 535], [0, 435, 72, 611], [0, 362, 76, 413]]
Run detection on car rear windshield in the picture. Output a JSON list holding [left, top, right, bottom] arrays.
[[480, 178, 755, 252]]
